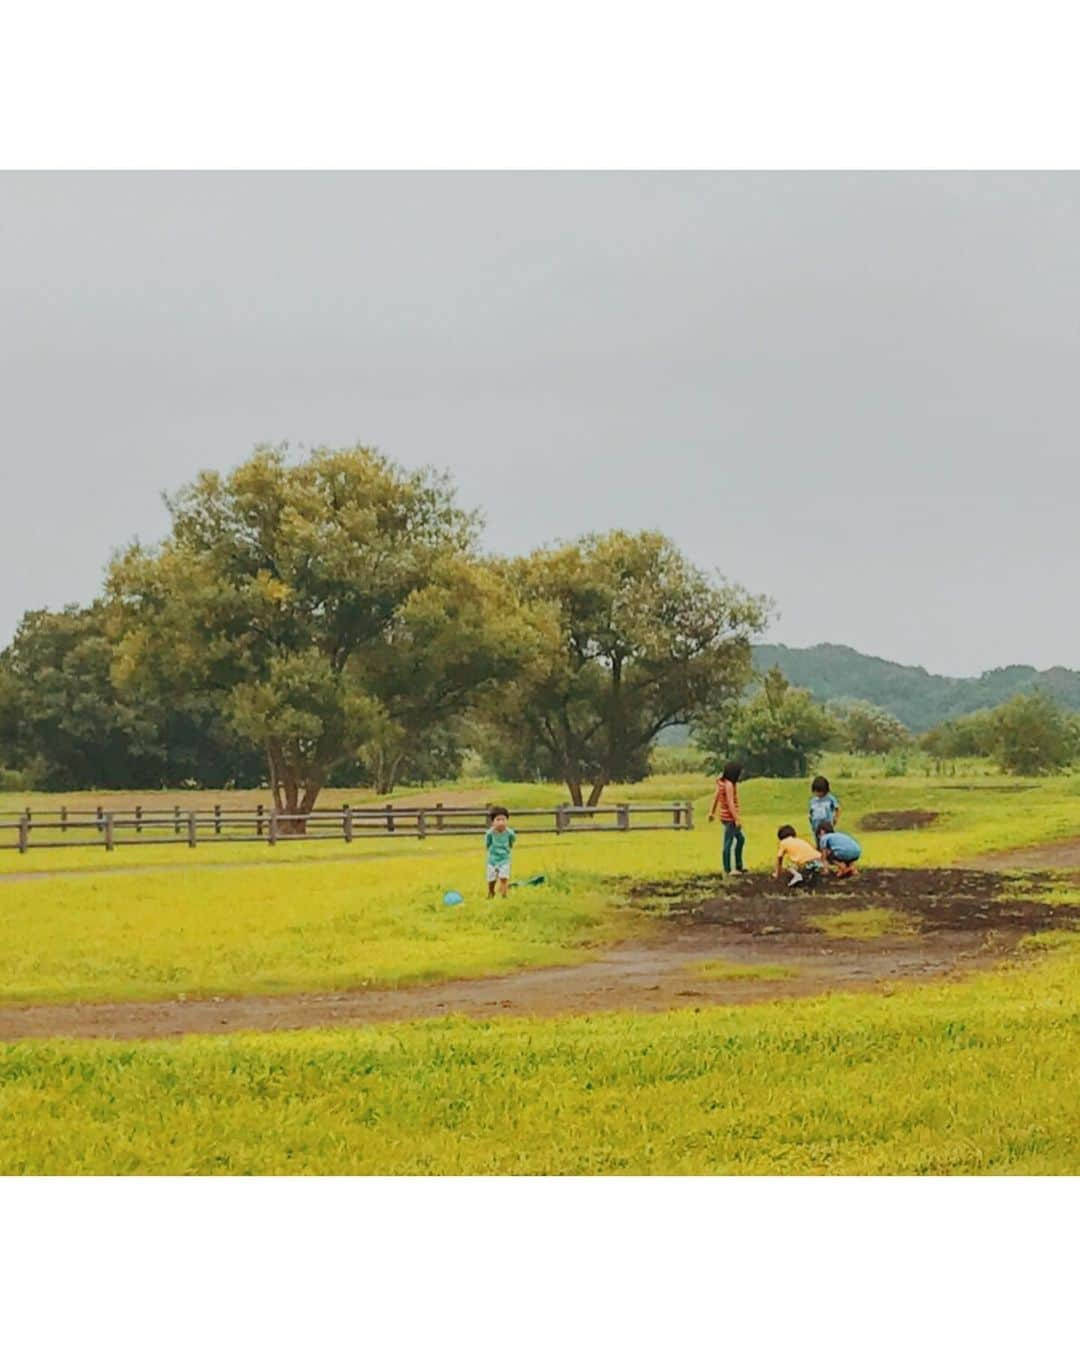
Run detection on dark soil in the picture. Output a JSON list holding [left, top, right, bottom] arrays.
[[860, 810, 940, 831], [627, 868, 1079, 937]]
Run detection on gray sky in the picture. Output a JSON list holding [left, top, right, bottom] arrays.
[[1, 172, 1076, 677]]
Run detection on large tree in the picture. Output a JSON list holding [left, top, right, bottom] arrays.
[[109, 445, 543, 820], [482, 531, 768, 806]]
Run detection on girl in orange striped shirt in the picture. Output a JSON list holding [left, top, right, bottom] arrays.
[[708, 761, 746, 875]]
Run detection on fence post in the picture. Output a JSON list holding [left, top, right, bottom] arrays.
[[343, 805, 353, 843], [684, 801, 694, 829], [61, 805, 68, 833], [673, 802, 682, 828], [268, 811, 278, 846], [17, 815, 28, 854], [135, 804, 143, 834], [435, 802, 444, 832], [104, 813, 115, 852], [96, 805, 103, 834], [385, 803, 395, 834], [617, 804, 629, 831], [214, 804, 222, 836], [173, 805, 181, 836], [187, 812, 197, 848], [417, 809, 428, 840], [256, 803, 264, 837], [555, 805, 566, 834]]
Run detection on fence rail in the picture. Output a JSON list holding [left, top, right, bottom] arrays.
[[0, 802, 694, 854]]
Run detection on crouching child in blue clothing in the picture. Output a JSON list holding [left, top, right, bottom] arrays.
[[817, 821, 861, 878], [485, 806, 516, 898]]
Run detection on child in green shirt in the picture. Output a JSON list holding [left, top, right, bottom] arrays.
[[485, 806, 516, 898]]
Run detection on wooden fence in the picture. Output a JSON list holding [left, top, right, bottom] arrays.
[[0, 802, 694, 854]]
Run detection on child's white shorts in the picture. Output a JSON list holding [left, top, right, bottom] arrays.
[[486, 863, 511, 882]]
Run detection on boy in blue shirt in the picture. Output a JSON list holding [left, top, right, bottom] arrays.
[[485, 806, 516, 898], [817, 821, 861, 877], [809, 775, 841, 843]]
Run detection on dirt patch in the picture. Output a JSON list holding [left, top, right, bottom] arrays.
[[627, 868, 1077, 937], [860, 810, 940, 831], [1, 867, 1075, 1042]]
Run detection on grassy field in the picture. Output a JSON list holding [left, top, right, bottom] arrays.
[[2, 937, 1078, 1174], [3, 761, 1080, 1174], [3, 766, 1080, 1004]]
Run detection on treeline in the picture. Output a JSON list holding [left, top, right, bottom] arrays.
[[751, 642, 1080, 734], [0, 444, 769, 809], [694, 667, 1078, 777]]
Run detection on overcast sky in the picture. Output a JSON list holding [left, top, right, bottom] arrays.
[[1, 172, 1076, 677]]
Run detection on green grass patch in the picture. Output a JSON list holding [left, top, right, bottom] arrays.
[[809, 909, 918, 940], [690, 959, 800, 981]]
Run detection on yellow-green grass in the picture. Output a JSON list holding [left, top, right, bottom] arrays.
[[690, 959, 799, 981], [0, 852, 650, 1004], [3, 933, 1078, 1175], [809, 909, 918, 940]]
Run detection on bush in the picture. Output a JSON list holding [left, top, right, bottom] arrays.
[[649, 743, 709, 775], [921, 709, 998, 760], [0, 765, 31, 791], [697, 668, 840, 778], [831, 699, 911, 755], [991, 693, 1079, 775]]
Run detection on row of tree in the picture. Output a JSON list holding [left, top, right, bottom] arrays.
[[3, 444, 1071, 799], [695, 667, 1077, 777], [694, 668, 911, 776], [0, 445, 770, 811], [921, 694, 1080, 774]]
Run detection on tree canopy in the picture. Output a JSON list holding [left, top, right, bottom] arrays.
[[697, 666, 838, 779], [482, 531, 768, 805], [107, 445, 544, 818]]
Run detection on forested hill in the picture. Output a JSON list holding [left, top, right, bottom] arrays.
[[751, 643, 1080, 733]]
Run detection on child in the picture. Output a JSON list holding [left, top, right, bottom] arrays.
[[775, 824, 823, 888], [817, 821, 861, 878], [808, 775, 841, 843], [708, 761, 746, 875], [485, 806, 516, 898]]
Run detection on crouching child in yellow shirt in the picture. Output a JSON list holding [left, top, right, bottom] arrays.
[[775, 825, 823, 889]]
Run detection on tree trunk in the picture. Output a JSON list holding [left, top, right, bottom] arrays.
[[266, 744, 284, 812], [277, 764, 307, 834], [299, 775, 323, 816], [375, 753, 404, 797], [566, 779, 584, 807], [586, 778, 606, 808]]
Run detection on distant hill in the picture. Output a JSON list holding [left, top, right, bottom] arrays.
[[751, 643, 1080, 733]]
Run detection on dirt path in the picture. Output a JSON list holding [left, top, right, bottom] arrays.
[[4, 869, 1078, 1042], [0, 925, 1018, 1042], [961, 838, 1080, 872]]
